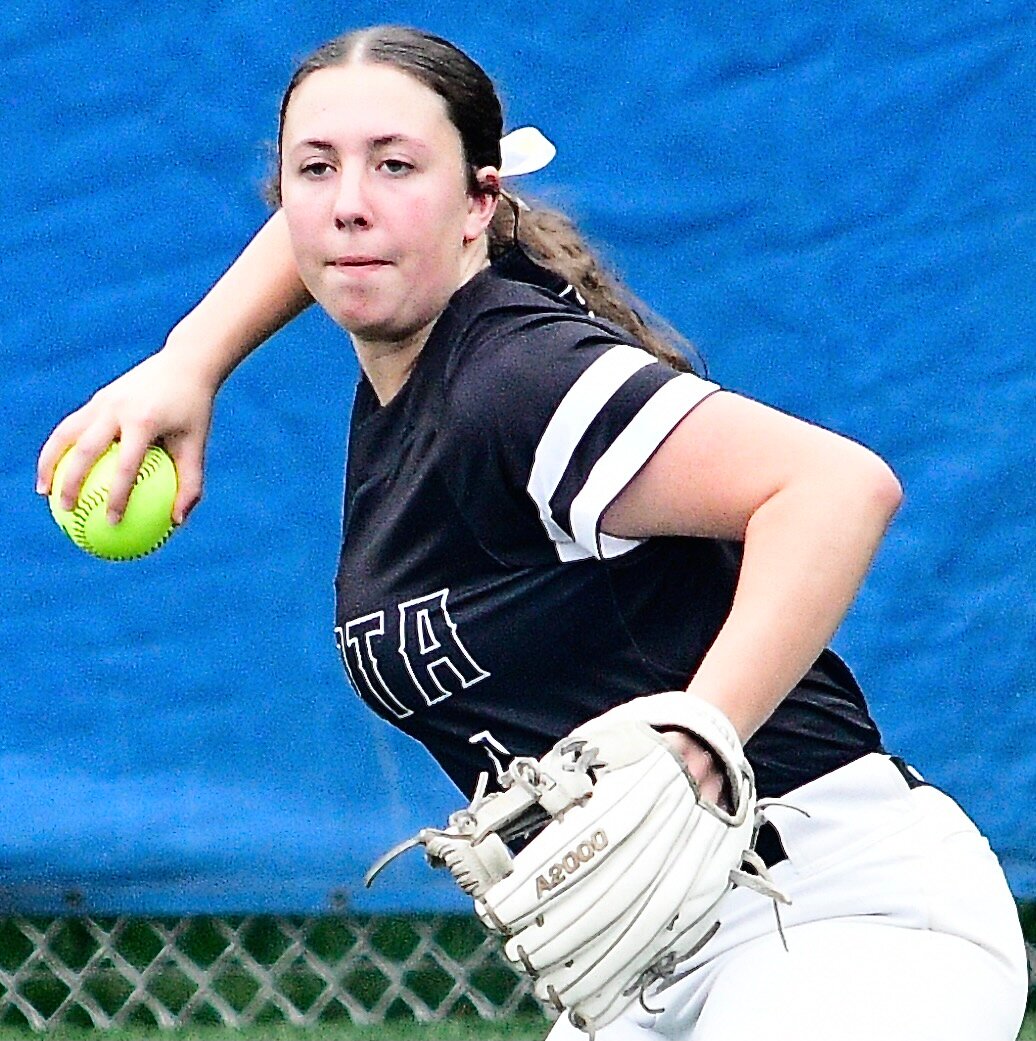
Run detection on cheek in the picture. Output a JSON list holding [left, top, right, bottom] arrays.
[[282, 198, 317, 240], [400, 194, 467, 265], [281, 199, 326, 272], [391, 194, 435, 238]]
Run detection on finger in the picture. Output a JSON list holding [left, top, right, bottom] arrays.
[[36, 410, 94, 495], [51, 423, 122, 511], [104, 430, 151, 524], [165, 436, 205, 525], [659, 731, 726, 806]]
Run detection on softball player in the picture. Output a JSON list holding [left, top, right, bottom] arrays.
[[37, 25, 1028, 1040]]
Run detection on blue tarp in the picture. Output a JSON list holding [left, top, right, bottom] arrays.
[[3, 1, 1034, 913]]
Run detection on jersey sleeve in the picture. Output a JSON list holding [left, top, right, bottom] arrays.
[[444, 311, 720, 562]]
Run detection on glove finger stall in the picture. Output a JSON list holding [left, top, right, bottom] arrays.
[[499, 775, 698, 969], [525, 791, 714, 1003], [477, 742, 684, 931]]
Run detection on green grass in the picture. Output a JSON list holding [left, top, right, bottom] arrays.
[[0, 1012, 1032, 1038], [0, 1021, 551, 1040], [0, 1008, 1034, 1039]]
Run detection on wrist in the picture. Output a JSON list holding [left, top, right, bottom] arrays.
[[160, 321, 237, 394], [682, 685, 756, 745]]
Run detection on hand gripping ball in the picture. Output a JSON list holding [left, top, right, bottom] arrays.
[[49, 443, 177, 560]]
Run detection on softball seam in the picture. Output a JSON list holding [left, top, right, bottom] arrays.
[[69, 447, 173, 559]]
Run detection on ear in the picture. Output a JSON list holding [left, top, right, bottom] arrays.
[[463, 166, 501, 242]]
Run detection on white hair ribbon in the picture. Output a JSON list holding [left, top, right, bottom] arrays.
[[499, 127, 556, 178]]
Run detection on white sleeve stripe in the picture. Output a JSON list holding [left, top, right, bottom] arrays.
[[570, 375, 720, 558], [548, 528, 635, 564], [598, 532, 644, 558], [527, 345, 657, 545]]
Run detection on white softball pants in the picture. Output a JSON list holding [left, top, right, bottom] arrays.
[[545, 752, 1028, 1041]]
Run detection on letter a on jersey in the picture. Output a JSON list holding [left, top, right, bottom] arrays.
[[398, 589, 490, 704]]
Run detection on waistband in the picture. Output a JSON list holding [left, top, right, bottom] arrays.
[[756, 753, 927, 868]]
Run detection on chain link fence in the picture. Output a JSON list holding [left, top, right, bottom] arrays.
[[0, 915, 543, 1031], [2, 914, 1033, 1032]]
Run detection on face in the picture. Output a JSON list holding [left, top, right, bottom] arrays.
[[279, 62, 497, 348]]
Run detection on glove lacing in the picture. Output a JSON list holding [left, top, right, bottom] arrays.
[[615, 798, 804, 1025]]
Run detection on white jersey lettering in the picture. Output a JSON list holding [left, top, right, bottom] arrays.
[[398, 589, 490, 705], [336, 613, 413, 720]]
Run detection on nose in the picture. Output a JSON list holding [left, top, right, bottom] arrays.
[[332, 165, 373, 230]]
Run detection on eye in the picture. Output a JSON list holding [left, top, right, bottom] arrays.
[[378, 158, 414, 177], [300, 160, 334, 178]]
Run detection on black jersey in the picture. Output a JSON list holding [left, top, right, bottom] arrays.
[[333, 254, 883, 800]]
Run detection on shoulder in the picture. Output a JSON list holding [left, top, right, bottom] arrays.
[[425, 269, 726, 562], [439, 269, 632, 423], [444, 266, 615, 347]]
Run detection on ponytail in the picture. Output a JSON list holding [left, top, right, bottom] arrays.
[[489, 194, 702, 375]]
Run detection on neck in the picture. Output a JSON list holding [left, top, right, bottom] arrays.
[[354, 323, 435, 405], [354, 250, 490, 406]]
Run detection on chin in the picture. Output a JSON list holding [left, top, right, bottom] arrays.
[[324, 303, 387, 338], [348, 306, 442, 346]]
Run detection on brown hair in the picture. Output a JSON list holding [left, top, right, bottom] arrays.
[[266, 25, 698, 373]]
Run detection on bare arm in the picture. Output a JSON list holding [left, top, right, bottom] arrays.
[[37, 210, 310, 523], [603, 391, 902, 744], [161, 209, 311, 388]]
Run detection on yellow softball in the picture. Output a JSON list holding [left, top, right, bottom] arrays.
[[49, 443, 178, 561]]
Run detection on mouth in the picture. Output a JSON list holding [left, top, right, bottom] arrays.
[[329, 256, 391, 269]]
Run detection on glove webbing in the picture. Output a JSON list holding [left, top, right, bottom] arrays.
[[365, 741, 600, 895]]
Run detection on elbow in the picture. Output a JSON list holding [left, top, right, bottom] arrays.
[[870, 455, 903, 523], [846, 445, 904, 528]]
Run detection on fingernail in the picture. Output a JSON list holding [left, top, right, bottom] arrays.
[[36, 482, 46, 495], [106, 509, 120, 525]]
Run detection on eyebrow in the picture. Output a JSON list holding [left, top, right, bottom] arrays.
[[370, 134, 425, 151], [292, 139, 336, 154], [289, 134, 428, 154]]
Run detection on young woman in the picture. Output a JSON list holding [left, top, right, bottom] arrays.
[[36, 26, 1027, 1041]]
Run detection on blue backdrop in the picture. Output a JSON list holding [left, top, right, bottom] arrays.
[[3, 1, 1034, 913]]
